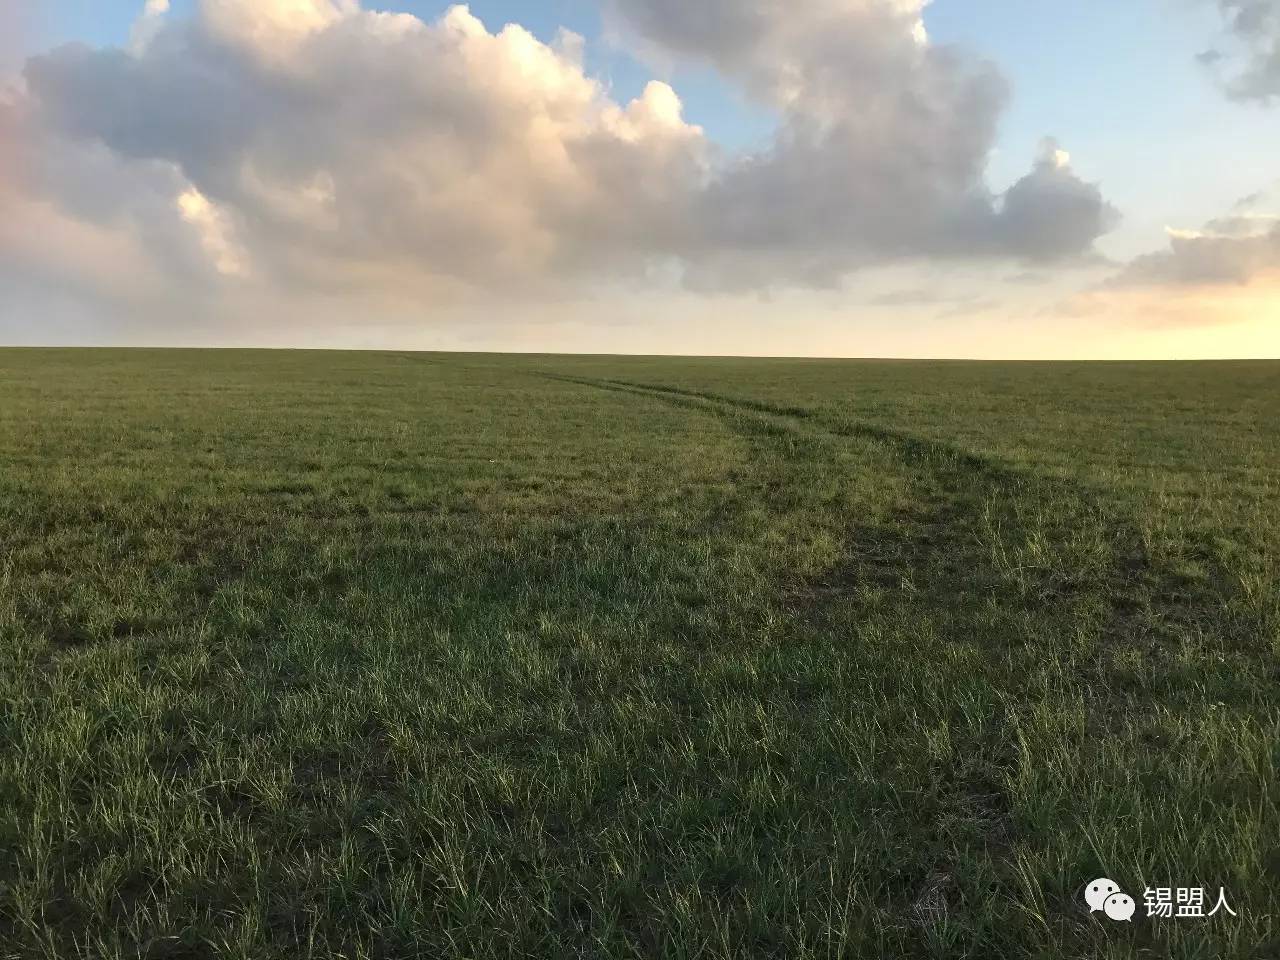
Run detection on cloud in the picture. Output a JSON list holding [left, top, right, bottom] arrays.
[[605, 0, 1118, 286], [1201, 0, 1280, 102], [1103, 183, 1280, 291], [6, 0, 1118, 322], [201, 0, 357, 60], [1106, 5, 1280, 293], [176, 187, 252, 277], [129, 0, 171, 54], [16, 2, 708, 302], [1112, 217, 1280, 287], [0, 83, 227, 310], [983, 140, 1118, 262]]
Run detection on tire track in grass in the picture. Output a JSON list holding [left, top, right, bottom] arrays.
[[542, 371, 1265, 664], [543, 371, 1274, 716], [540, 372, 1040, 948], [538, 371, 1276, 958]]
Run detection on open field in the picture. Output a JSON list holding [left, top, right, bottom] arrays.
[[1, 349, 1277, 959]]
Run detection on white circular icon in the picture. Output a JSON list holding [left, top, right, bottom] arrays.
[[1085, 878, 1121, 913], [1104, 893, 1136, 922]]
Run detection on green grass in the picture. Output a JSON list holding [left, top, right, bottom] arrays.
[[1, 349, 1276, 959]]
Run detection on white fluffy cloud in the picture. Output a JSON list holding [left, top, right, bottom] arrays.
[[16, 2, 710, 300], [6, 0, 1118, 320]]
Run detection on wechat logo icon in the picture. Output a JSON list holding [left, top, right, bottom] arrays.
[[1085, 878, 1136, 922]]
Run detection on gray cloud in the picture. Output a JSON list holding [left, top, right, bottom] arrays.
[[606, 0, 1117, 286], [1110, 187, 1280, 287], [1202, 0, 1280, 101], [1114, 226, 1279, 286], [986, 142, 1119, 261], [8, 0, 1118, 311], [1101, 3, 1280, 290]]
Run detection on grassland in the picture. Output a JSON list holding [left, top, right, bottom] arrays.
[[0, 349, 1276, 959]]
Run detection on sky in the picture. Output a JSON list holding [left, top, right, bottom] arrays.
[[2, 0, 1278, 358]]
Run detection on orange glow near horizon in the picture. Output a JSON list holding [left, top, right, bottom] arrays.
[[1055, 282, 1280, 360]]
